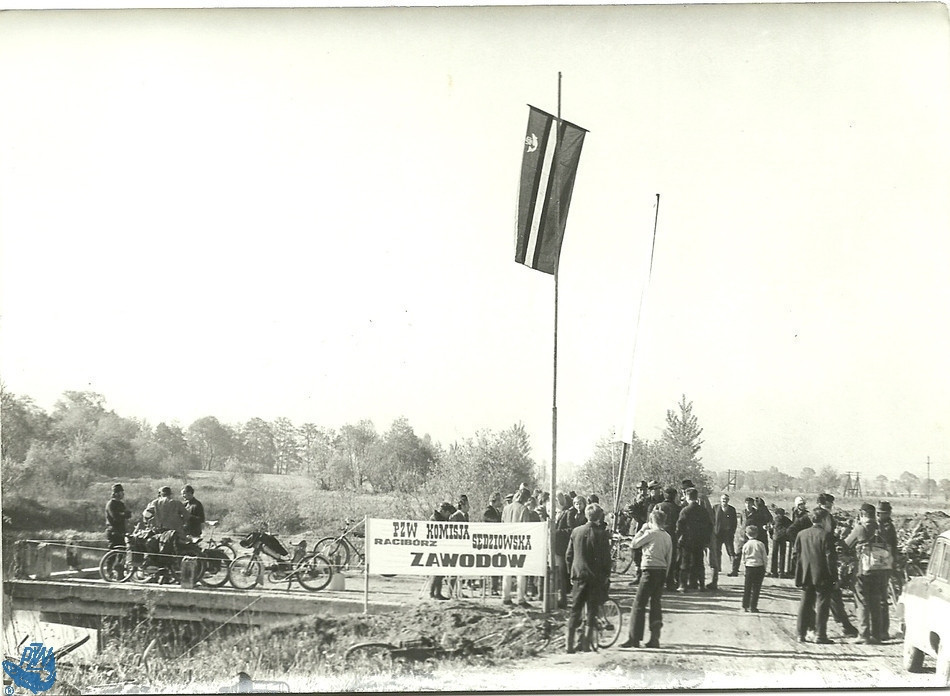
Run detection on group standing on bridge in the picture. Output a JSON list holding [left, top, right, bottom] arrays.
[[106, 483, 207, 544]]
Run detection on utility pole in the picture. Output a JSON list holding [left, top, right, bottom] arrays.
[[725, 469, 738, 491], [927, 456, 931, 500], [843, 471, 862, 498]]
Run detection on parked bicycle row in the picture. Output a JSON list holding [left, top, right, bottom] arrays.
[[98, 526, 333, 592]]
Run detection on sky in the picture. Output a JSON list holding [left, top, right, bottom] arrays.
[[1, 4, 948, 484]]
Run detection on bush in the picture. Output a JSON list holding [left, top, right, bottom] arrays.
[[226, 483, 303, 534]]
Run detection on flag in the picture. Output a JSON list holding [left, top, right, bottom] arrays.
[[515, 105, 587, 275]]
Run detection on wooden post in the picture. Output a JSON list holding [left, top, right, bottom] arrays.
[[13, 540, 29, 579], [180, 557, 199, 588], [34, 543, 52, 580]]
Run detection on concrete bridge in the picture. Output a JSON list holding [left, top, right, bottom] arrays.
[[3, 541, 411, 655], [4, 577, 404, 628]]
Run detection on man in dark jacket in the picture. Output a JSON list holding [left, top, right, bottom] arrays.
[[713, 493, 738, 575], [105, 483, 131, 548], [877, 501, 898, 638], [770, 507, 792, 578], [676, 488, 712, 591], [794, 507, 838, 644], [657, 488, 681, 590], [482, 491, 503, 596], [181, 485, 205, 538], [565, 503, 611, 653]]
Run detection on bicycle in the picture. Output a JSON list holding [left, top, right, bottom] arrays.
[[344, 634, 496, 672], [99, 526, 154, 583], [610, 533, 635, 575], [585, 596, 623, 649], [105, 528, 229, 587], [887, 557, 924, 608], [313, 518, 366, 571], [229, 532, 333, 592], [201, 520, 237, 561]]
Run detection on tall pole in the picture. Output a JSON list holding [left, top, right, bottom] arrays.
[[614, 442, 629, 531], [927, 456, 931, 500], [614, 193, 661, 523], [548, 71, 562, 614]]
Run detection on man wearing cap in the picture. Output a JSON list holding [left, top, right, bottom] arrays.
[[714, 493, 738, 576], [646, 481, 664, 514], [502, 488, 533, 607], [428, 502, 456, 600], [628, 482, 651, 584], [843, 503, 888, 644], [483, 492, 502, 595], [143, 486, 188, 536], [877, 501, 898, 638], [105, 484, 132, 548], [680, 480, 695, 509], [657, 488, 681, 589], [676, 488, 712, 591], [794, 507, 838, 644], [181, 485, 206, 538]]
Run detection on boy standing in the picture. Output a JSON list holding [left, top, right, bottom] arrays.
[[742, 525, 767, 612]]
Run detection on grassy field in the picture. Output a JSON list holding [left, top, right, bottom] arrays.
[[2, 470, 444, 539]]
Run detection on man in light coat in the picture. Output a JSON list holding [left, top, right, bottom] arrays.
[[501, 487, 532, 607]]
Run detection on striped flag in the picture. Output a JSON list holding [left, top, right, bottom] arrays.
[[515, 105, 587, 275]]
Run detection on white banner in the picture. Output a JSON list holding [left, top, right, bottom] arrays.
[[366, 519, 549, 576]]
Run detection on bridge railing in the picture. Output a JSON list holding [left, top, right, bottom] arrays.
[[11, 538, 105, 580]]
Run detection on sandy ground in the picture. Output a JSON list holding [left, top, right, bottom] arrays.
[[302, 568, 940, 692]]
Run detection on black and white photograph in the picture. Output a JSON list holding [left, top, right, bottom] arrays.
[[1, 3, 949, 693]]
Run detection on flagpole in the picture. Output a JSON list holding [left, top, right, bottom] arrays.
[[614, 441, 628, 531], [614, 193, 662, 525], [547, 71, 562, 615]]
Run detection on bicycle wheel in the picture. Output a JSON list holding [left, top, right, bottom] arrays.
[[297, 553, 333, 591], [344, 642, 394, 672], [596, 598, 623, 648], [613, 543, 634, 575], [199, 549, 231, 588], [211, 541, 237, 562], [99, 549, 133, 583], [314, 537, 350, 569], [229, 555, 263, 590]]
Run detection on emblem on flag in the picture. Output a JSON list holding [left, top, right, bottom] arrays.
[[514, 105, 587, 275]]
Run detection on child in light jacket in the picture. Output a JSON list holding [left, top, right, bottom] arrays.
[[742, 525, 767, 612]]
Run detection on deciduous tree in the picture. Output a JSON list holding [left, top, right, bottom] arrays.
[[187, 416, 235, 471], [899, 471, 920, 497], [816, 465, 840, 493]]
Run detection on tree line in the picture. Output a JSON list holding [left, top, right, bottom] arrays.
[[0, 387, 539, 514], [2, 387, 720, 517], [708, 465, 949, 501]]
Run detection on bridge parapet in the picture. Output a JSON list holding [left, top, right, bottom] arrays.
[[5, 578, 401, 629]]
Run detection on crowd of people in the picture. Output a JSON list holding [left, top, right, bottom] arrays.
[[428, 480, 902, 654]]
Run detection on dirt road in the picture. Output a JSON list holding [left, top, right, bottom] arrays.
[[324, 569, 938, 692], [462, 571, 936, 691]]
